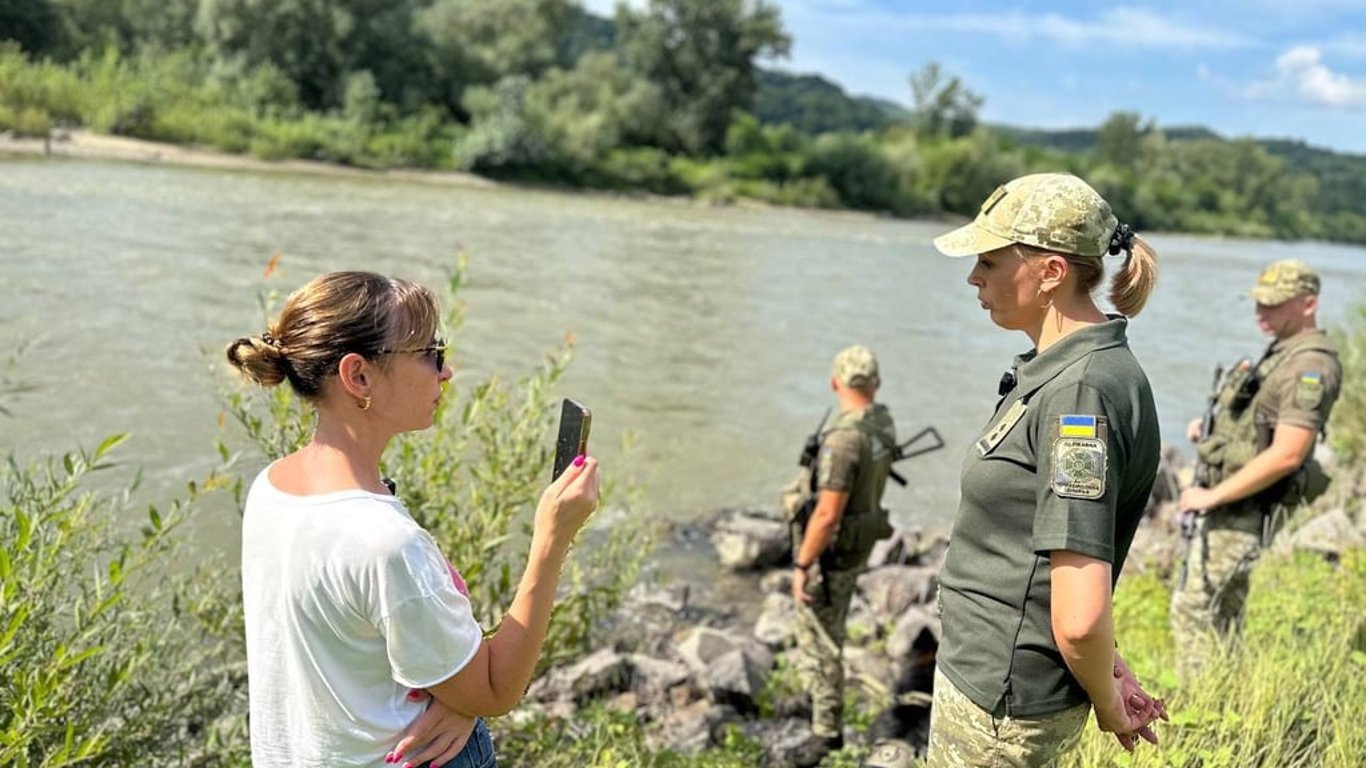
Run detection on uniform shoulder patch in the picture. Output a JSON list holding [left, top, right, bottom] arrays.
[[1052, 415, 1108, 500], [817, 446, 836, 486], [976, 398, 1028, 457], [1295, 371, 1324, 410]]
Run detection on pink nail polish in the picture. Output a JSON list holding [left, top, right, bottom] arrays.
[[573, 454, 585, 467], [383, 754, 393, 764]]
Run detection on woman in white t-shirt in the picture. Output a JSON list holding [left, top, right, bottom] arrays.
[[226, 271, 599, 768]]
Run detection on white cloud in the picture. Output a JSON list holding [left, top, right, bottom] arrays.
[[1276, 46, 1366, 107], [1215, 46, 1366, 109]]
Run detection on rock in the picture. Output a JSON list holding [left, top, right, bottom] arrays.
[[908, 527, 951, 570], [1288, 508, 1366, 560], [711, 508, 791, 570], [867, 528, 920, 568], [528, 648, 631, 705], [704, 647, 771, 712], [858, 566, 939, 623], [754, 591, 797, 649], [606, 691, 639, 714], [738, 718, 827, 768], [651, 699, 726, 754], [627, 654, 692, 701], [675, 626, 743, 669], [760, 568, 794, 594], [626, 582, 691, 614], [675, 626, 774, 711]]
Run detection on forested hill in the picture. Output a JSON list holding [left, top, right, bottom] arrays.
[[754, 72, 1366, 238]]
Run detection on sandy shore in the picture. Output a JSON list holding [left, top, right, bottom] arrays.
[[0, 129, 500, 189], [0, 128, 930, 226]]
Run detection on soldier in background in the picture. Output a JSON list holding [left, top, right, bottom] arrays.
[[787, 345, 897, 763], [1172, 259, 1342, 678]]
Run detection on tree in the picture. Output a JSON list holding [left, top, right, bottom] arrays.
[[417, 0, 573, 117], [908, 61, 982, 139], [616, 0, 791, 155], [0, 0, 65, 56], [1096, 111, 1149, 169], [197, 0, 430, 110]]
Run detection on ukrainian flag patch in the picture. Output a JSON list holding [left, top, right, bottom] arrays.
[[1058, 415, 1097, 438], [1295, 371, 1324, 409]]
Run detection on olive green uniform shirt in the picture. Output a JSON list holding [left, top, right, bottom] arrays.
[[938, 318, 1160, 717], [815, 403, 897, 570], [1207, 329, 1342, 532]]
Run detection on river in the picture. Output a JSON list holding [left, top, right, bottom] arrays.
[[3, 156, 1364, 585]]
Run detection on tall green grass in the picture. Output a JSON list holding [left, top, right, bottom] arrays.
[[1063, 550, 1366, 768]]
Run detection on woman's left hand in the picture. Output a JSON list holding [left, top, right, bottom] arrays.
[[387, 693, 474, 767], [1111, 654, 1166, 750]]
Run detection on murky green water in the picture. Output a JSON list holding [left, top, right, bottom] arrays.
[[4, 156, 1365, 582]]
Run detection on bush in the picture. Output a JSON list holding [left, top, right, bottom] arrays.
[[0, 432, 246, 767]]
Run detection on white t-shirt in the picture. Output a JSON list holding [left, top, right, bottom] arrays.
[[241, 466, 483, 768]]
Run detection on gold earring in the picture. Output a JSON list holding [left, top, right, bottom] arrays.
[[358, 396, 372, 411]]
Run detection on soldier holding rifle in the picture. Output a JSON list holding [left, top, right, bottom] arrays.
[[1171, 260, 1342, 679]]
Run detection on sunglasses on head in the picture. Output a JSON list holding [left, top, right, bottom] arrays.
[[379, 339, 447, 371]]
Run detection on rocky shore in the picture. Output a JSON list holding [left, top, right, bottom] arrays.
[[517, 446, 1366, 767]]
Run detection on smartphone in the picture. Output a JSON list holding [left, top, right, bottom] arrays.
[[552, 398, 592, 480]]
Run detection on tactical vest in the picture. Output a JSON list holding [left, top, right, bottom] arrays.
[[784, 405, 896, 571], [1196, 332, 1338, 516]]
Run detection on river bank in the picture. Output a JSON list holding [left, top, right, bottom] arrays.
[[0, 128, 927, 228], [0, 128, 500, 187]]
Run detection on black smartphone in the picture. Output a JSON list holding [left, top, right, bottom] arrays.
[[552, 398, 592, 480]]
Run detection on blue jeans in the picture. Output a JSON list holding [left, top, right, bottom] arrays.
[[428, 718, 496, 768]]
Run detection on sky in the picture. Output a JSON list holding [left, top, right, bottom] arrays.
[[583, 0, 1366, 155]]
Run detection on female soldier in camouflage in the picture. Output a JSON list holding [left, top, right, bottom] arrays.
[[926, 173, 1167, 767]]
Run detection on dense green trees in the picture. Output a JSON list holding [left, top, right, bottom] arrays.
[[3, 1, 1364, 244], [615, 0, 790, 154]]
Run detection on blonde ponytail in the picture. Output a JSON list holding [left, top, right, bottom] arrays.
[[1109, 235, 1158, 317]]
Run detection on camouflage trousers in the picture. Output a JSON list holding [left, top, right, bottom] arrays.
[[926, 669, 1089, 768], [1169, 517, 1262, 680], [793, 565, 861, 739]]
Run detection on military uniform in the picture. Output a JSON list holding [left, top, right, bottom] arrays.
[[794, 401, 897, 740], [929, 173, 1162, 767], [1171, 260, 1342, 677], [928, 320, 1160, 767]]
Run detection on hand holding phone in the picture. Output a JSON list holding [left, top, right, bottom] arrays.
[[552, 398, 592, 480]]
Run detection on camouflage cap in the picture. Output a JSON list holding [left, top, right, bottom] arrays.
[[933, 172, 1118, 259], [832, 344, 879, 389], [1248, 259, 1321, 305]]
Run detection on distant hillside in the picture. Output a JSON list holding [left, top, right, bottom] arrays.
[[992, 124, 1222, 153], [753, 69, 909, 135], [1260, 139, 1366, 217], [994, 125, 1366, 218]]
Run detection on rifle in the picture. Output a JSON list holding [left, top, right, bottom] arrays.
[[1183, 364, 1224, 540], [798, 408, 832, 471], [888, 426, 946, 486], [798, 413, 946, 486]]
